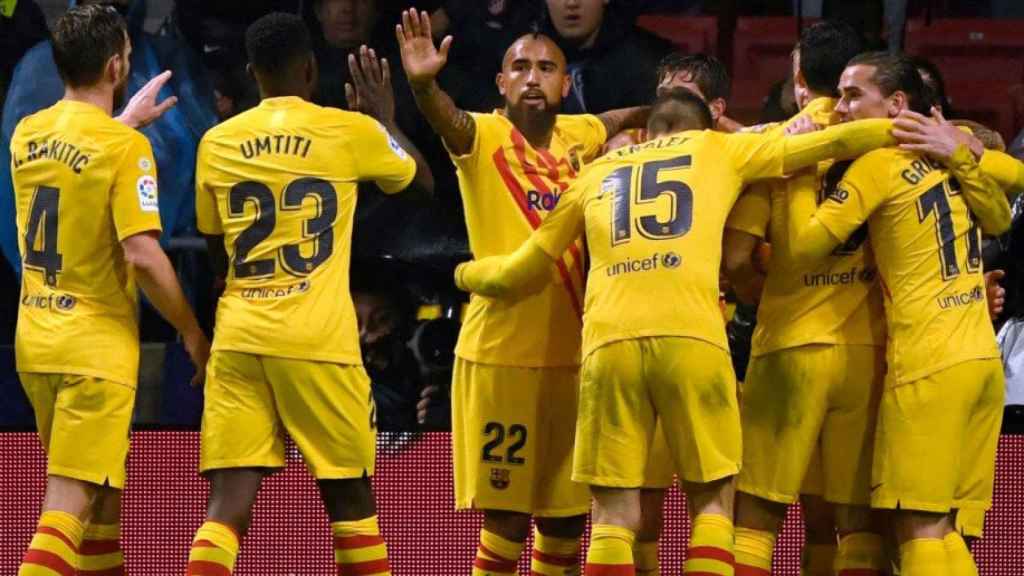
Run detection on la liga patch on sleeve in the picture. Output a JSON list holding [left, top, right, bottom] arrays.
[[136, 175, 159, 212]]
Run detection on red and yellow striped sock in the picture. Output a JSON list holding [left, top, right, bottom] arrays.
[[802, 543, 837, 576], [943, 532, 979, 576], [835, 532, 885, 575], [186, 521, 240, 575], [332, 516, 391, 575], [685, 513, 735, 575], [633, 540, 659, 575], [472, 528, 523, 575], [18, 510, 84, 576], [80, 522, 124, 575], [531, 528, 580, 575], [585, 524, 635, 575], [901, 538, 949, 576], [734, 526, 774, 576]]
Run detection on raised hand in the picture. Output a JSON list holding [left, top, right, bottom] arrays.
[[346, 45, 396, 124], [117, 70, 178, 129], [395, 7, 453, 90]]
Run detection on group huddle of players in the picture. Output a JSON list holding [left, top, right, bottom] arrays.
[[10, 4, 1024, 576]]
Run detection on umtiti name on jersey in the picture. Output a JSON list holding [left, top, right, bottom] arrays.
[[240, 133, 313, 159], [12, 138, 91, 174]]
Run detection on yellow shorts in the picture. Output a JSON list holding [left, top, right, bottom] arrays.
[[574, 336, 741, 488], [452, 359, 589, 517], [642, 420, 675, 489], [872, 358, 1004, 513], [200, 351, 375, 479], [739, 344, 883, 505], [956, 506, 986, 539], [20, 373, 135, 489]]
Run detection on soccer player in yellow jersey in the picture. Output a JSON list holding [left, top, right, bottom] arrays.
[[185, 13, 432, 576], [10, 6, 210, 576], [455, 88, 899, 575], [397, 8, 649, 574], [784, 52, 1013, 576], [721, 22, 894, 576]]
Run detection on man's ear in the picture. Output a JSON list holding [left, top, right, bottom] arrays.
[[496, 72, 506, 96], [888, 91, 909, 117], [709, 98, 726, 122], [561, 74, 571, 98]]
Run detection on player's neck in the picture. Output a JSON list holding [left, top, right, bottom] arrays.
[[800, 90, 831, 110], [62, 85, 114, 116]]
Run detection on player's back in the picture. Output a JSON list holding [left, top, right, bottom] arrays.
[[196, 97, 415, 365], [578, 130, 757, 356], [845, 148, 1000, 383], [10, 100, 161, 385]]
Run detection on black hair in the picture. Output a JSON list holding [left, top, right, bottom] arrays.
[[245, 12, 312, 76], [649, 87, 713, 132], [656, 52, 731, 102], [910, 55, 954, 115], [846, 51, 930, 114], [798, 20, 864, 97], [52, 5, 128, 88]]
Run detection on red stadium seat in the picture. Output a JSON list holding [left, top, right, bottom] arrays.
[[904, 19, 1024, 83], [636, 15, 718, 57], [947, 81, 1017, 144], [729, 17, 819, 124]]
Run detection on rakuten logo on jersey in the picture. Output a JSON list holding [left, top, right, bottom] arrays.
[[606, 252, 681, 277], [526, 190, 562, 212]]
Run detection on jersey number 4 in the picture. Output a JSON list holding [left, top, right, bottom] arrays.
[[23, 186, 63, 287], [230, 177, 338, 279], [607, 155, 693, 246], [916, 179, 981, 281]]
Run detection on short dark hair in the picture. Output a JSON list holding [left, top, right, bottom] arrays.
[[649, 87, 713, 132], [847, 51, 930, 114], [52, 5, 128, 88], [656, 52, 731, 101], [910, 55, 954, 114], [798, 20, 863, 97], [246, 12, 312, 76]]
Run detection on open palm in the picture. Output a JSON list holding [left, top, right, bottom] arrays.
[[396, 8, 453, 88]]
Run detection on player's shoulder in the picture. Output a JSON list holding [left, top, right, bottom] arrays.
[[848, 146, 904, 171]]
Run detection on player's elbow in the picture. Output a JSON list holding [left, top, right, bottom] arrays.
[[121, 232, 164, 275], [978, 211, 1012, 236]]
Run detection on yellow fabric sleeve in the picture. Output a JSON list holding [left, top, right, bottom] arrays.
[[979, 149, 1024, 199], [781, 119, 895, 174], [947, 145, 1012, 235], [194, 138, 223, 235], [455, 236, 555, 299]]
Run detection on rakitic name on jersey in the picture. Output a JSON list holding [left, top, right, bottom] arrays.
[[12, 138, 90, 174], [240, 133, 313, 160]]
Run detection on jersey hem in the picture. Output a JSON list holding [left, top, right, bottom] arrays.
[[16, 365, 136, 388], [115, 223, 162, 242], [888, 352, 1001, 387], [453, 350, 580, 369], [210, 345, 363, 366], [751, 340, 884, 357], [583, 332, 729, 361]]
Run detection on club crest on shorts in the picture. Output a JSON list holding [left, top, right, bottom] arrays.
[[489, 467, 511, 490]]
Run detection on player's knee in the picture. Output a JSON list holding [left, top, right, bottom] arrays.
[[483, 509, 532, 542], [590, 487, 642, 533], [892, 510, 950, 543], [206, 469, 264, 535], [42, 475, 101, 521], [90, 486, 123, 525], [637, 489, 666, 541], [535, 514, 586, 539], [735, 491, 787, 531], [318, 477, 377, 522], [834, 504, 873, 535]]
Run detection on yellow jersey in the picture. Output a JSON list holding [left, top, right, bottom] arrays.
[[451, 111, 606, 367], [10, 100, 162, 386], [815, 147, 1001, 384], [195, 96, 415, 365], [726, 97, 885, 355]]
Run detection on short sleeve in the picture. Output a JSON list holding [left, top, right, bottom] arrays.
[[111, 132, 162, 241], [194, 137, 222, 235], [353, 116, 417, 194], [815, 154, 889, 243], [726, 183, 772, 239], [557, 114, 608, 163]]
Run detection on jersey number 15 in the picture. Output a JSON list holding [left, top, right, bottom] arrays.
[[606, 155, 694, 247]]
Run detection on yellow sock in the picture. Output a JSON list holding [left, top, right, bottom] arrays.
[[735, 526, 774, 575], [944, 532, 979, 576], [634, 540, 659, 575], [332, 516, 391, 576], [834, 532, 885, 575], [472, 528, 523, 575], [901, 538, 950, 576], [187, 521, 240, 575], [531, 528, 580, 575], [18, 510, 84, 576], [585, 524, 635, 575], [80, 522, 124, 575], [685, 514, 735, 576], [802, 543, 837, 576]]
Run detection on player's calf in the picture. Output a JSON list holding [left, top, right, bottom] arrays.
[[320, 477, 391, 576], [634, 489, 666, 576], [586, 487, 641, 575], [683, 477, 736, 576], [533, 515, 586, 575], [18, 475, 97, 576], [734, 491, 787, 576], [894, 511, 954, 576], [187, 468, 262, 576], [80, 486, 125, 576], [472, 510, 531, 576]]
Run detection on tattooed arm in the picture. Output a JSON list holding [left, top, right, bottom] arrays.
[[397, 7, 476, 156], [597, 106, 650, 141]]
